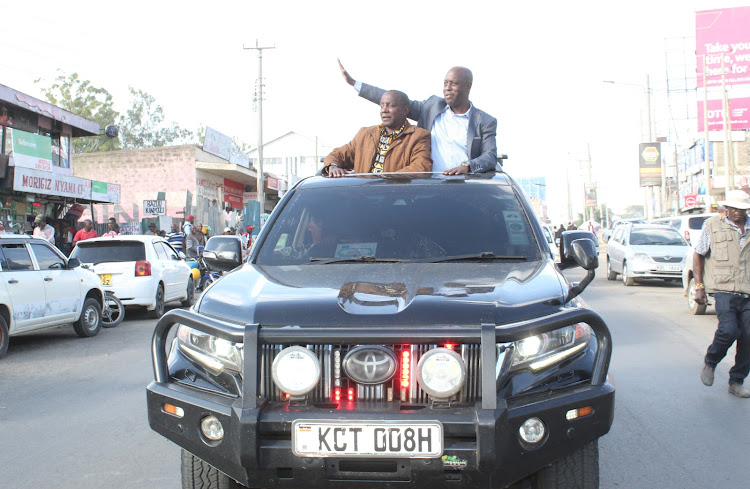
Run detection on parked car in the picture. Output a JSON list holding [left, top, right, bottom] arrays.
[[70, 235, 194, 318], [147, 172, 614, 489], [650, 213, 717, 247], [606, 223, 689, 286], [0, 234, 104, 358], [602, 218, 647, 242], [539, 221, 561, 262]]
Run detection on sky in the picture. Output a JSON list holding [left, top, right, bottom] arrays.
[[2, 0, 748, 223]]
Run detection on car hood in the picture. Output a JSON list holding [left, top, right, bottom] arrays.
[[627, 244, 688, 260], [196, 260, 569, 327]]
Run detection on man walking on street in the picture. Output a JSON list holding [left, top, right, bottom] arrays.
[[167, 223, 185, 253], [695, 189, 750, 398]]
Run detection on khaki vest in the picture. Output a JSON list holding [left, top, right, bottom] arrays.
[[703, 215, 750, 294]]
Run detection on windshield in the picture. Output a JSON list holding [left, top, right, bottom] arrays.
[[255, 181, 542, 266], [628, 228, 687, 246], [70, 241, 146, 264]]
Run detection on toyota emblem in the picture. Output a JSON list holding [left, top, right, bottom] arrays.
[[342, 346, 398, 385]]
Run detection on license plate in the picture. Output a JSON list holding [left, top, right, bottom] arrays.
[[292, 420, 443, 458], [656, 265, 681, 272], [99, 274, 111, 286]]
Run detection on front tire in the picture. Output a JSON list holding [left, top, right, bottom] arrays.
[[606, 258, 617, 280], [73, 298, 102, 338], [621, 262, 635, 286], [688, 277, 707, 315], [147, 285, 165, 319], [533, 441, 599, 488], [181, 449, 243, 489], [182, 278, 195, 307]]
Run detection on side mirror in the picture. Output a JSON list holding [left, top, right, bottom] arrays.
[[67, 257, 81, 269], [178, 251, 187, 260], [559, 231, 598, 270], [203, 250, 242, 272]]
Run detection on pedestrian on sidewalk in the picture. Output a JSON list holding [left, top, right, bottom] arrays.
[[695, 189, 750, 398]]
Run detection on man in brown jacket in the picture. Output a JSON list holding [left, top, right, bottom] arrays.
[[325, 90, 432, 177]]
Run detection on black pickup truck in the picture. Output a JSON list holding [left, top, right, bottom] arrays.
[[147, 171, 614, 489]]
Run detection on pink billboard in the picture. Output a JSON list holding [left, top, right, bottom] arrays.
[[696, 6, 750, 130], [696, 7, 750, 88]]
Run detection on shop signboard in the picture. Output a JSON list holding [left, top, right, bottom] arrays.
[[13, 167, 91, 199], [143, 199, 167, 215], [639, 143, 662, 187], [91, 180, 121, 204], [10, 129, 53, 172], [203, 127, 232, 160], [223, 178, 244, 209], [195, 170, 224, 200]]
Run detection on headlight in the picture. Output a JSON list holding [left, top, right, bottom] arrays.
[[176, 325, 243, 375], [631, 253, 652, 264], [416, 347, 466, 398], [272, 346, 321, 396], [509, 323, 591, 372]]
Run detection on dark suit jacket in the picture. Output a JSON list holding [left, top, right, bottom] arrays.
[[359, 83, 498, 172]]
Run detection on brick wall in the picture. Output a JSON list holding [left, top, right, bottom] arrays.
[[74, 145, 198, 226]]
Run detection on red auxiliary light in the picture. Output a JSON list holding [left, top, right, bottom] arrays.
[[334, 388, 341, 401], [444, 343, 455, 350], [135, 260, 152, 277], [401, 349, 411, 388], [348, 388, 354, 401]]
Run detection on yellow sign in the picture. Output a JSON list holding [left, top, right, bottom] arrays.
[[641, 146, 660, 162]]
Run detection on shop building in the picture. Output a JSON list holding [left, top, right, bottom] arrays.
[[0, 83, 120, 247], [73, 144, 284, 235]]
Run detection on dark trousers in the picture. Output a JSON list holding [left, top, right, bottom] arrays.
[[705, 292, 750, 384]]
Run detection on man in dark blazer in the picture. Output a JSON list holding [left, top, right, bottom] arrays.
[[339, 60, 498, 175]]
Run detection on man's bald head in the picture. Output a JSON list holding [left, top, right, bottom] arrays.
[[443, 67, 473, 113]]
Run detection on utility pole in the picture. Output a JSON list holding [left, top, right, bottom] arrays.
[[244, 40, 275, 217]]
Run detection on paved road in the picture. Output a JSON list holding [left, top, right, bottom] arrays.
[[1, 261, 749, 489]]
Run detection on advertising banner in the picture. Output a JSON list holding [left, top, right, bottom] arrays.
[[13, 167, 92, 199], [223, 178, 244, 209], [696, 7, 750, 88], [639, 143, 662, 187], [195, 171, 224, 200], [203, 127, 232, 160], [696, 7, 750, 130], [697, 96, 750, 131], [10, 129, 53, 172]]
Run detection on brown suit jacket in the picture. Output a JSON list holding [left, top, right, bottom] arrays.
[[323, 121, 432, 174]]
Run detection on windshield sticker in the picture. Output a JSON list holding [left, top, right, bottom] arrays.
[[503, 210, 530, 246], [335, 242, 378, 258]]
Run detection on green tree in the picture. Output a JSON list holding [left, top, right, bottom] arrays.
[[35, 72, 121, 153], [118, 87, 193, 149]]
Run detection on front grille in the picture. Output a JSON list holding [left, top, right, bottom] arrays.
[[259, 344, 482, 404], [651, 256, 682, 263]]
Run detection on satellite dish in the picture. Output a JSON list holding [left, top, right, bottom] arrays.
[[104, 125, 119, 139]]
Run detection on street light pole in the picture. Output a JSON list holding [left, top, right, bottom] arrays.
[[244, 40, 275, 219]]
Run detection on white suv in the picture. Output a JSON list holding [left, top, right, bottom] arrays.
[[70, 235, 194, 318], [0, 234, 104, 358], [650, 213, 717, 247]]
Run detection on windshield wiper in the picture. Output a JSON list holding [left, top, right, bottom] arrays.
[[423, 252, 527, 263], [309, 255, 406, 264]]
